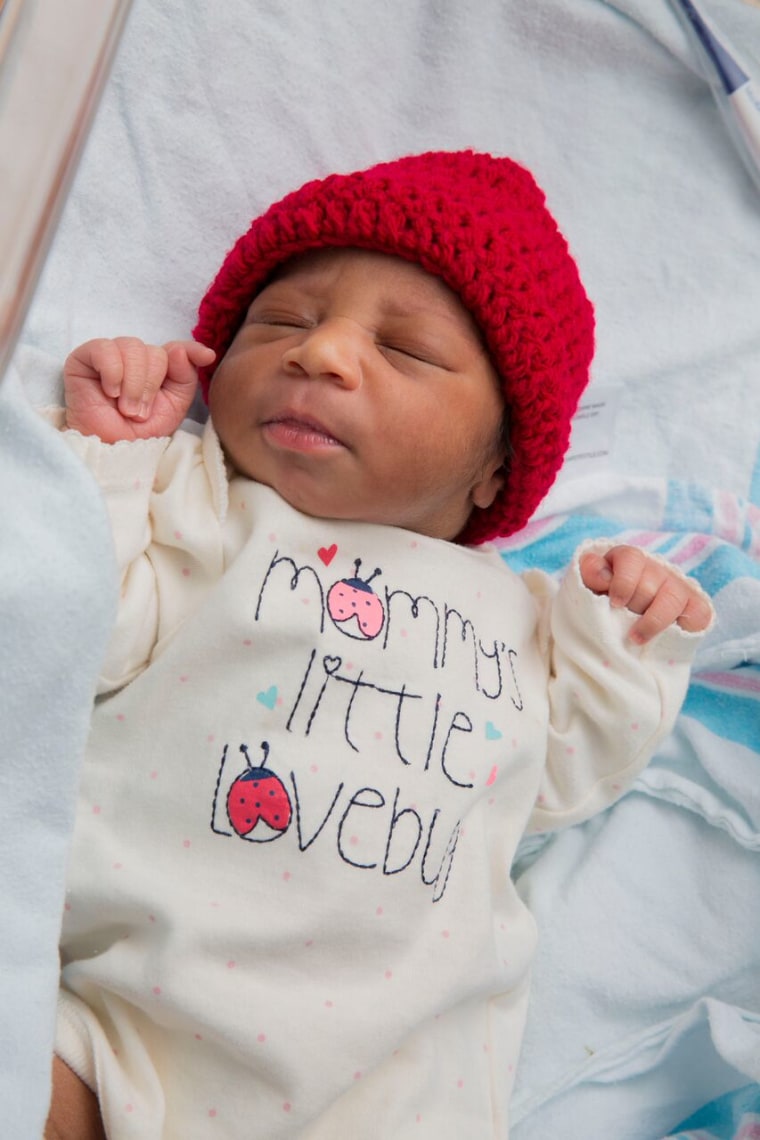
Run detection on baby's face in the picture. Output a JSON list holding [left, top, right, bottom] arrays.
[[209, 248, 506, 540]]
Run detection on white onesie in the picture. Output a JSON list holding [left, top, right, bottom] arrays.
[[54, 419, 705, 1139]]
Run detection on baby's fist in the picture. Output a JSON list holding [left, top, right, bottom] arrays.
[[580, 544, 713, 644], [64, 337, 215, 442]]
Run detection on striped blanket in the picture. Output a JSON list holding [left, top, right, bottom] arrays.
[[499, 478, 760, 1138]]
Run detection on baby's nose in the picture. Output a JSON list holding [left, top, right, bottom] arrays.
[[281, 319, 363, 388]]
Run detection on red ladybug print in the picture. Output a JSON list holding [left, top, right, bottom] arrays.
[[227, 742, 292, 843], [327, 559, 385, 641]]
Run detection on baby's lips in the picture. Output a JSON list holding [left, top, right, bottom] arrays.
[[264, 411, 347, 448]]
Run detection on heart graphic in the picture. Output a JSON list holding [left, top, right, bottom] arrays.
[[318, 544, 338, 566], [485, 721, 502, 741], [256, 686, 278, 710]]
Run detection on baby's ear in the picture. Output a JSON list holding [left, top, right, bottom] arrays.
[[470, 461, 506, 511]]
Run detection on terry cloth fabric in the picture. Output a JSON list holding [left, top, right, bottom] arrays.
[[0, 368, 116, 1140]]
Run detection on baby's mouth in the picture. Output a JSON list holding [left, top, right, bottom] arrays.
[[262, 414, 346, 451]]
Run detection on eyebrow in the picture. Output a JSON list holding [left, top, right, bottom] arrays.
[[261, 274, 473, 330], [380, 295, 460, 322], [379, 293, 490, 353]]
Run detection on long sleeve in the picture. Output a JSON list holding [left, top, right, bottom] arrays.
[[524, 540, 713, 833], [51, 417, 229, 692]]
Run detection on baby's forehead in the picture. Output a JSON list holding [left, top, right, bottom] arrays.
[[271, 245, 425, 281]]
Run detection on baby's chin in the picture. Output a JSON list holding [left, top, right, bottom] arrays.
[[224, 451, 468, 541]]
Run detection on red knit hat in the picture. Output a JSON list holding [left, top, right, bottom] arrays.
[[193, 150, 594, 543]]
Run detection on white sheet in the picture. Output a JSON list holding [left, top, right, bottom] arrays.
[[8, 0, 760, 1134]]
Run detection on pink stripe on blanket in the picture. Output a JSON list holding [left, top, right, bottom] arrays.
[[715, 490, 742, 545], [623, 531, 663, 549], [697, 671, 760, 696], [670, 533, 713, 567]]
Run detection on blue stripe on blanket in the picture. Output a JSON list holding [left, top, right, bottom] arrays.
[[682, 667, 760, 754], [666, 1082, 760, 1137], [686, 544, 760, 597], [498, 516, 620, 576], [663, 480, 760, 556], [665, 481, 715, 535], [653, 533, 683, 557], [500, 515, 759, 593]]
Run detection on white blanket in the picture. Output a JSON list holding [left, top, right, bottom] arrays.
[[7, 0, 760, 1135], [0, 368, 115, 1138]]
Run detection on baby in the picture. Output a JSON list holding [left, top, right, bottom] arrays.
[[46, 151, 712, 1140]]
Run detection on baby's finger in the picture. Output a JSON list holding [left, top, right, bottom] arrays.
[[163, 341, 216, 391], [676, 591, 714, 634], [604, 545, 648, 610], [627, 578, 692, 643], [619, 562, 676, 617], [115, 339, 169, 420], [84, 339, 129, 399], [578, 551, 614, 595], [185, 341, 216, 369]]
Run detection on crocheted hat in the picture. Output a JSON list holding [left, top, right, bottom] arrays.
[[193, 150, 595, 543]]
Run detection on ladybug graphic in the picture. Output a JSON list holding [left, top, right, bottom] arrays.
[[226, 742, 292, 843], [327, 559, 385, 641]]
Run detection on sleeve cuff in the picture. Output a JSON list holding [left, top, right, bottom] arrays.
[[566, 537, 715, 665], [38, 406, 172, 487]]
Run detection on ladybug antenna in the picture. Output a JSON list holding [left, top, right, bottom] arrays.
[[240, 742, 269, 768], [351, 558, 382, 586]]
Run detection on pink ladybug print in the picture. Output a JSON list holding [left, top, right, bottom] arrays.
[[227, 742, 292, 843], [327, 559, 385, 641]]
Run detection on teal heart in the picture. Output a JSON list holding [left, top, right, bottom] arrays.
[[256, 686, 278, 710], [485, 721, 502, 741]]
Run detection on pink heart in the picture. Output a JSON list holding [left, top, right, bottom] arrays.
[[318, 543, 338, 566]]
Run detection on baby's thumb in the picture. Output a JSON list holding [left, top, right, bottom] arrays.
[[185, 341, 216, 368], [164, 341, 215, 391]]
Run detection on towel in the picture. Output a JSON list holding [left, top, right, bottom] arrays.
[[0, 368, 115, 1137]]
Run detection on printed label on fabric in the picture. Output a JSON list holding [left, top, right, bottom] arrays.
[[562, 384, 622, 475], [209, 546, 526, 903]]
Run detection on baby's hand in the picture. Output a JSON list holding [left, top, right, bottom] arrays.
[[64, 337, 216, 442], [579, 544, 712, 644]]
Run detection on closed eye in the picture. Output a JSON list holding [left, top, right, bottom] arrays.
[[380, 343, 449, 370], [249, 311, 313, 330]]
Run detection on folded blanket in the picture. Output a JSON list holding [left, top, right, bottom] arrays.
[[668, 1082, 760, 1138], [501, 502, 760, 1137], [0, 369, 116, 1138]]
